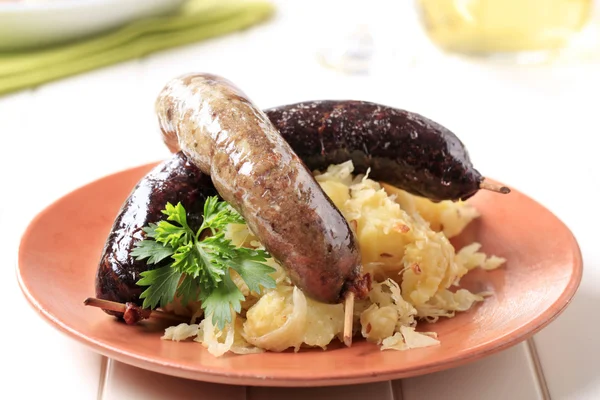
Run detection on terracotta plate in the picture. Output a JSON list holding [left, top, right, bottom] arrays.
[[16, 161, 582, 387]]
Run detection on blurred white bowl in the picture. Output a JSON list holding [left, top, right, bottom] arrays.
[[0, 0, 186, 51]]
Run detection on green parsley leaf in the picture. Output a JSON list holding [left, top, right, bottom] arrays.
[[142, 223, 158, 238], [201, 198, 244, 233], [176, 274, 200, 306], [202, 196, 222, 222], [135, 197, 276, 330], [171, 242, 196, 274], [195, 242, 227, 287], [200, 234, 237, 259], [152, 221, 188, 248], [137, 265, 182, 309], [199, 273, 245, 330], [162, 202, 189, 229], [229, 248, 276, 294], [131, 240, 174, 264]]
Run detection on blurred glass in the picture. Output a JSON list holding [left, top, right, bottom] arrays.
[[415, 0, 593, 59], [315, 1, 418, 74]]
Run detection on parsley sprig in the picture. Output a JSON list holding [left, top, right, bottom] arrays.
[[131, 197, 276, 329]]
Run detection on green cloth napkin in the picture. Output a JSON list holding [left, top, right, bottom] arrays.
[[0, 0, 275, 96]]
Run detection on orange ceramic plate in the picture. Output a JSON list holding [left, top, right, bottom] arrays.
[[16, 161, 582, 387]]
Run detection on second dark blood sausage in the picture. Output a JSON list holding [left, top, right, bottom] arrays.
[[265, 101, 484, 201], [155, 73, 364, 304], [95, 152, 217, 314], [162, 100, 487, 202]]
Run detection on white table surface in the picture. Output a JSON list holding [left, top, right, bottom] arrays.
[[2, 1, 599, 399]]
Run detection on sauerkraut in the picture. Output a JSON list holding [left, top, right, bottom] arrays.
[[161, 161, 505, 355]]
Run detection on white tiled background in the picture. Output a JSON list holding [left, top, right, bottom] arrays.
[[2, 1, 599, 399]]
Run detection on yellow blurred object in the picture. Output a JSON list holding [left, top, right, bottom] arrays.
[[416, 0, 593, 54]]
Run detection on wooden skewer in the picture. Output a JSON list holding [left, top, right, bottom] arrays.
[[83, 297, 188, 323], [480, 180, 511, 194], [343, 291, 355, 347]]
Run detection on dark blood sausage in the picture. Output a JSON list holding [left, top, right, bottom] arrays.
[[264, 101, 484, 202], [155, 73, 365, 305], [95, 152, 218, 316]]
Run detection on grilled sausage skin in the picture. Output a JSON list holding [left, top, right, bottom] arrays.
[[264, 100, 483, 201], [155, 73, 364, 305]]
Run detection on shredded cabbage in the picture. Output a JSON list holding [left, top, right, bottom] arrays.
[[161, 160, 506, 355]]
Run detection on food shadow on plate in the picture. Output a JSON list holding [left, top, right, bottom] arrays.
[[410, 210, 508, 338], [91, 313, 178, 335], [450, 214, 507, 295]]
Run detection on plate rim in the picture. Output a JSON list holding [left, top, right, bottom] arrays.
[[15, 160, 584, 387]]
